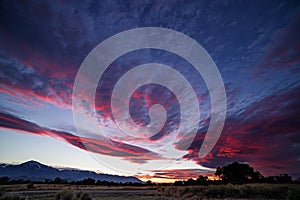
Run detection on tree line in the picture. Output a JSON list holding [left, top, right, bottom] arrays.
[[174, 162, 296, 185], [0, 162, 298, 186], [0, 176, 143, 186]]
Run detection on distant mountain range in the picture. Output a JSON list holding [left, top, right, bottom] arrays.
[[0, 160, 142, 183]]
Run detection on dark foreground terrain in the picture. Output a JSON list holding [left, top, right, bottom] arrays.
[[0, 184, 299, 200]]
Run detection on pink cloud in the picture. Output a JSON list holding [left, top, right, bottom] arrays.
[[0, 111, 162, 163]]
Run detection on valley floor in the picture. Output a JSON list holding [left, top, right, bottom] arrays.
[[0, 184, 299, 199]]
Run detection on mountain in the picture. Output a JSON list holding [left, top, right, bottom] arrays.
[[0, 160, 142, 183]]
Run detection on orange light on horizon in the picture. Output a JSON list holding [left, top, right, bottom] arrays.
[[137, 173, 217, 183]]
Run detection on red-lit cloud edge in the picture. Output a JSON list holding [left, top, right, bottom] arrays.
[[1, 83, 299, 180], [1, 4, 300, 180], [0, 111, 162, 163]]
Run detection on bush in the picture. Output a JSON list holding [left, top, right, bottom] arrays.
[[55, 190, 92, 200], [26, 183, 34, 190]]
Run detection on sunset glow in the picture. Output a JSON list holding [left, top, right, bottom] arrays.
[[1, 0, 299, 182]]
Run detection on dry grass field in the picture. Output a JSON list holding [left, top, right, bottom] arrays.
[[156, 184, 300, 199], [0, 184, 299, 200]]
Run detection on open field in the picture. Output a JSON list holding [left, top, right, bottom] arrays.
[[0, 184, 299, 199]]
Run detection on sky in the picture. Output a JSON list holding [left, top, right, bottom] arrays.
[[0, 0, 300, 182]]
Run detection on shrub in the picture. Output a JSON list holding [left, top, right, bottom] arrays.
[[26, 183, 34, 190], [55, 190, 92, 200]]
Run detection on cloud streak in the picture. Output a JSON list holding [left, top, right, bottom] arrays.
[[0, 111, 162, 163]]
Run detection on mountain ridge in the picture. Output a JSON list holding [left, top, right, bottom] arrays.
[[0, 160, 142, 183]]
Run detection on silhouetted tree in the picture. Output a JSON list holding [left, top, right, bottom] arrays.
[[196, 175, 209, 185], [81, 178, 96, 185], [277, 174, 292, 183], [53, 177, 67, 184], [263, 174, 292, 184], [44, 178, 51, 183], [186, 178, 196, 185], [173, 162, 294, 186], [215, 162, 262, 184], [54, 177, 62, 183], [27, 183, 34, 189], [0, 177, 9, 184], [173, 180, 184, 186], [146, 180, 156, 186]]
